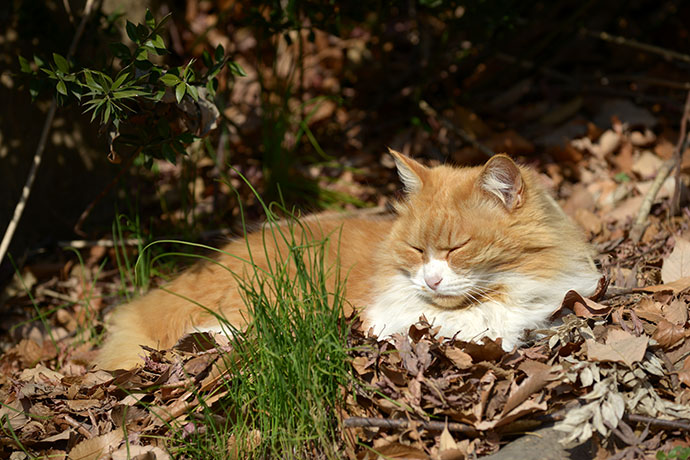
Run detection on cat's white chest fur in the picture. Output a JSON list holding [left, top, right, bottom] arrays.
[[364, 259, 599, 350]]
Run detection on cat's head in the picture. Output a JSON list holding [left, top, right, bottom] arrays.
[[383, 149, 569, 309]]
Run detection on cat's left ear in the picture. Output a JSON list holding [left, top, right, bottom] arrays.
[[479, 154, 525, 210], [388, 148, 428, 194]]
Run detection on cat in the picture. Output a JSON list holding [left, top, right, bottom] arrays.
[[95, 150, 600, 369]]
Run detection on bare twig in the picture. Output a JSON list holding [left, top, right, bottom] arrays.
[[625, 414, 690, 431], [59, 414, 93, 439], [629, 159, 675, 243], [418, 100, 495, 158], [0, 0, 97, 265], [631, 89, 690, 242], [582, 29, 690, 64], [671, 91, 690, 215], [343, 416, 478, 434]]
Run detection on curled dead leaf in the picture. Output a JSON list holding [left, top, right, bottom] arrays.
[[560, 290, 613, 318], [653, 319, 687, 350]]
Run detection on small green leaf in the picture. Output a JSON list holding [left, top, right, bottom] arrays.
[[159, 73, 181, 86], [134, 48, 148, 61], [125, 21, 138, 42], [103, 103, 112, 123], [145, 9, 155, 28], [112, 89, 144, 99], [53, 53, 69, 73], [41, 67, 57, 78], [206, 79, 217, 98], [110, 43, 131, 60], [175, 82, 186, 103], [202, 50, 212, 68], [214, 44, 224, 62], [112, 72, 128, 90], [83, 70, 96, 89], [227, 61, 247, 77], [151, 35, 165, 49], [33, 54, 45, 67], [152, 88, 166, 101], [137, 24, 149, 39], [18, 55, 32, 73], [162, 143, 176, 164], [56, 80, 67, 95], [187, 84, 198, 101]]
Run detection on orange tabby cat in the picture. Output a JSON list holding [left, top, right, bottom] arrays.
[[96, 151, 600, 369]]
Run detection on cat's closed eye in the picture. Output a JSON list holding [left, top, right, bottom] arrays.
[[443, 239, 471, 254], [409, 245, 424, 254]]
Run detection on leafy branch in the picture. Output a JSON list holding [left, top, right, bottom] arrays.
[[18, 9, 246, 165]]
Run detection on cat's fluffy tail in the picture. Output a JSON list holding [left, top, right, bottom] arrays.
[[94, 301, 158, 370]]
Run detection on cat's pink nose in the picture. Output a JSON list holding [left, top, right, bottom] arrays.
[[424, 274, 443, 290]]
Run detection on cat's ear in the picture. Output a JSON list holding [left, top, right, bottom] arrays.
[[479, 154, 525, 210], [388, 148, 427, 194]]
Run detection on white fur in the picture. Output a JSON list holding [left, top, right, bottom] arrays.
[[188, 322, 234, 338], [365, 261, 600, 350], [481, 170, 514, 206]]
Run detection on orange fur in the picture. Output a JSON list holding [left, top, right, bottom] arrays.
[[96, 152, 599, 369]]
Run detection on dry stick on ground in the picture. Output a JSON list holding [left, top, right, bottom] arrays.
[[418, 100, 495, 158], [343, 413, 690, 435], [630, 90, 690, 243], [343, 416, 479, 434], [0, 0, 96, 265]]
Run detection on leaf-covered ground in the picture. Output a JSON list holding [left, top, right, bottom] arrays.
[[3, 100, 690, 459], [4, 2, 690, 458]]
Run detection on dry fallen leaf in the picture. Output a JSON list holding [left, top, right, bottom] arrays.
[[653, 319, 686, 350], [68, 429, 123, 460], [662, 238, 690, 284], [561, 290, 613, 318], [663, 299, 689, 326], [586, 329, 648, 367], [634, 277, 690, 295], [501, 361, 557, 416], [678, 356, 690, 387], [439, 425, 466, 460], [444, 347, 473, 369]]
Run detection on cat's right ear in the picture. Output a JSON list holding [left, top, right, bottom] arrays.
[[388, 148, 427, 194]]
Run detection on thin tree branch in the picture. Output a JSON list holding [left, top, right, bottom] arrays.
[[625, 414, 690, 431], [671, 91, 690, 215], [0, 0, 97, 265], [343, 416, 478, 434], [629, 159, 675, 243], [630, 90, 690, 242], [581, 29, 690, 64]]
